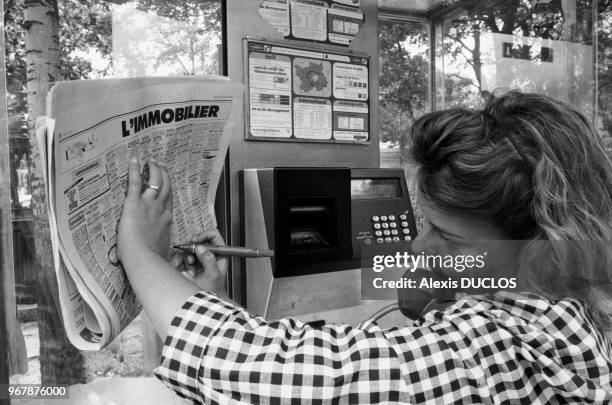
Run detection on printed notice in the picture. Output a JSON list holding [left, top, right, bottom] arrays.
[[38, 77, 244, 350], [246, 40, 370, 143], [333, 100, 368, 141], [293, 58, 332, 97], [333, 62, 368, 100], [258, 0, 364, 46], [290, 0, 328, 41], [333, 0, 360, 5], [248, 52, 293, 138], [294, 97, 332, 140], [328, 4, 364, 45], [258, 0, 290, 36]]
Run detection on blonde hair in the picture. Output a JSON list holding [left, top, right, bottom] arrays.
[[409, 90, 612, 331]]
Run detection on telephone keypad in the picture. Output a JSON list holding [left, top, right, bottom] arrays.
[[368, 213, 412, 243]]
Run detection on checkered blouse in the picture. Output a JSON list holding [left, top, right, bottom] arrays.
[[155, 291, 612, 404]]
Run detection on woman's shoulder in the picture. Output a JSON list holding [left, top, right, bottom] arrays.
[[396, 290, 612, 360], [418, 291, 592, 335], [383, 291, 612, 402]]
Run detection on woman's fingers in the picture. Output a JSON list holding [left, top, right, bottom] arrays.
[[169, 250, 184, 268], [126, 157, 142, 201], [195, 245, 221, 277], [192, 228, 225, 246], [159, 163, 172, 212], [142, 160, 162, 200]]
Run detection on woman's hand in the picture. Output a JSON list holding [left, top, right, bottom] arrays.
[[117, 157, 173, 262], [175, 229, 229, 296]]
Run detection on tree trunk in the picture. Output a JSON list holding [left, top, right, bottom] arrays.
[[24, 0, 85, 385], [472, 23, 483, 95]]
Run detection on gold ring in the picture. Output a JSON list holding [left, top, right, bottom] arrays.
[[147, 184, 160, 192]]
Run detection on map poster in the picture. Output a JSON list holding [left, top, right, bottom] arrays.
[[246, 40, 370, 143], [293, 57, 332, 97]]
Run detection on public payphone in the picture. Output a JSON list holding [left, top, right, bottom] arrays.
[[240, 167, 417, 319]]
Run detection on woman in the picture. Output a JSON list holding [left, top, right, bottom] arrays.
[[117, 90, 612, 404]]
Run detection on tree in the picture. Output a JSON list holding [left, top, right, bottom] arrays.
[[136, 0, 220, 75], [7, 0, 112, 384], [378, 20, 429, 145], [111, 0, 221, 76], [443, 0, 568, 105], [597, 0, 612, 149], [7, 0, 222, 383], [23, 0, 87, 384]]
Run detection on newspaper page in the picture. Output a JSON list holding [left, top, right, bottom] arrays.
[[45, 77, 243, 350]]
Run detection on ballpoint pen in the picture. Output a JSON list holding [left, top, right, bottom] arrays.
[[172, 243, 274, 258]]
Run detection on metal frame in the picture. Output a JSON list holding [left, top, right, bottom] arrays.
[[0, 0, 13, 399]]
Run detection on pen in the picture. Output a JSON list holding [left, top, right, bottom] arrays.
[[172, 243, 274, 258]]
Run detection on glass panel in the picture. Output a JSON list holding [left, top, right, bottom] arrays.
[[6, 0, 221, 385], [597, 1, 612, 151], [379, 18, 430, 229], [440, 0, 596, 113]]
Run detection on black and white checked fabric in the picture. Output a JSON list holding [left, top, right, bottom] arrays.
[[154, 291, 612, 404]]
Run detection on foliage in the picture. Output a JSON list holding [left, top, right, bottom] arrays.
[[443, 0, 568, 102], [131, 0, 221, 75], [378, 20, 429, 145], [597, 0, 612, 146], [58, 0, 113, 79], [4, 0, 112, 154], [4, 0, 27, 139]]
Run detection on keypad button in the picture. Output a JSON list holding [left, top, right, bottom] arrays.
[[375, 230, 383, 237], [384, 237, 392, 243], [393, 236, 400, 242], [390, 222, 397, 228], [373, 223, 381, 229], [399, 214, 407, 220], [402, 228, 410, 235], [380, 215, 388, 221], [383, 230, 391, 236], [382, 223, 389, 229], [391, 229, 398, 235], [376, 238, 384, 244], [401, 221, 409, 228], [388, 215, 396, 221], [404, 235, 411, 241], [372, 215, 380, 222]]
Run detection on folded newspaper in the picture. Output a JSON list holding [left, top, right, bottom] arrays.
[[36, 76, 244, 350]]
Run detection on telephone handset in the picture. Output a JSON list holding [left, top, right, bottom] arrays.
[[396, 268, 456, 319]]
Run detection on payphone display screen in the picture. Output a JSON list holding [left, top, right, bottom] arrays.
[[351, 178, 401, 199]]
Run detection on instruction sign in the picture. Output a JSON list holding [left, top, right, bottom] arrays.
[[246, 40, 370, 143]]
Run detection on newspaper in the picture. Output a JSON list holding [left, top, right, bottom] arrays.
[[37, 77, 244, 350]]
